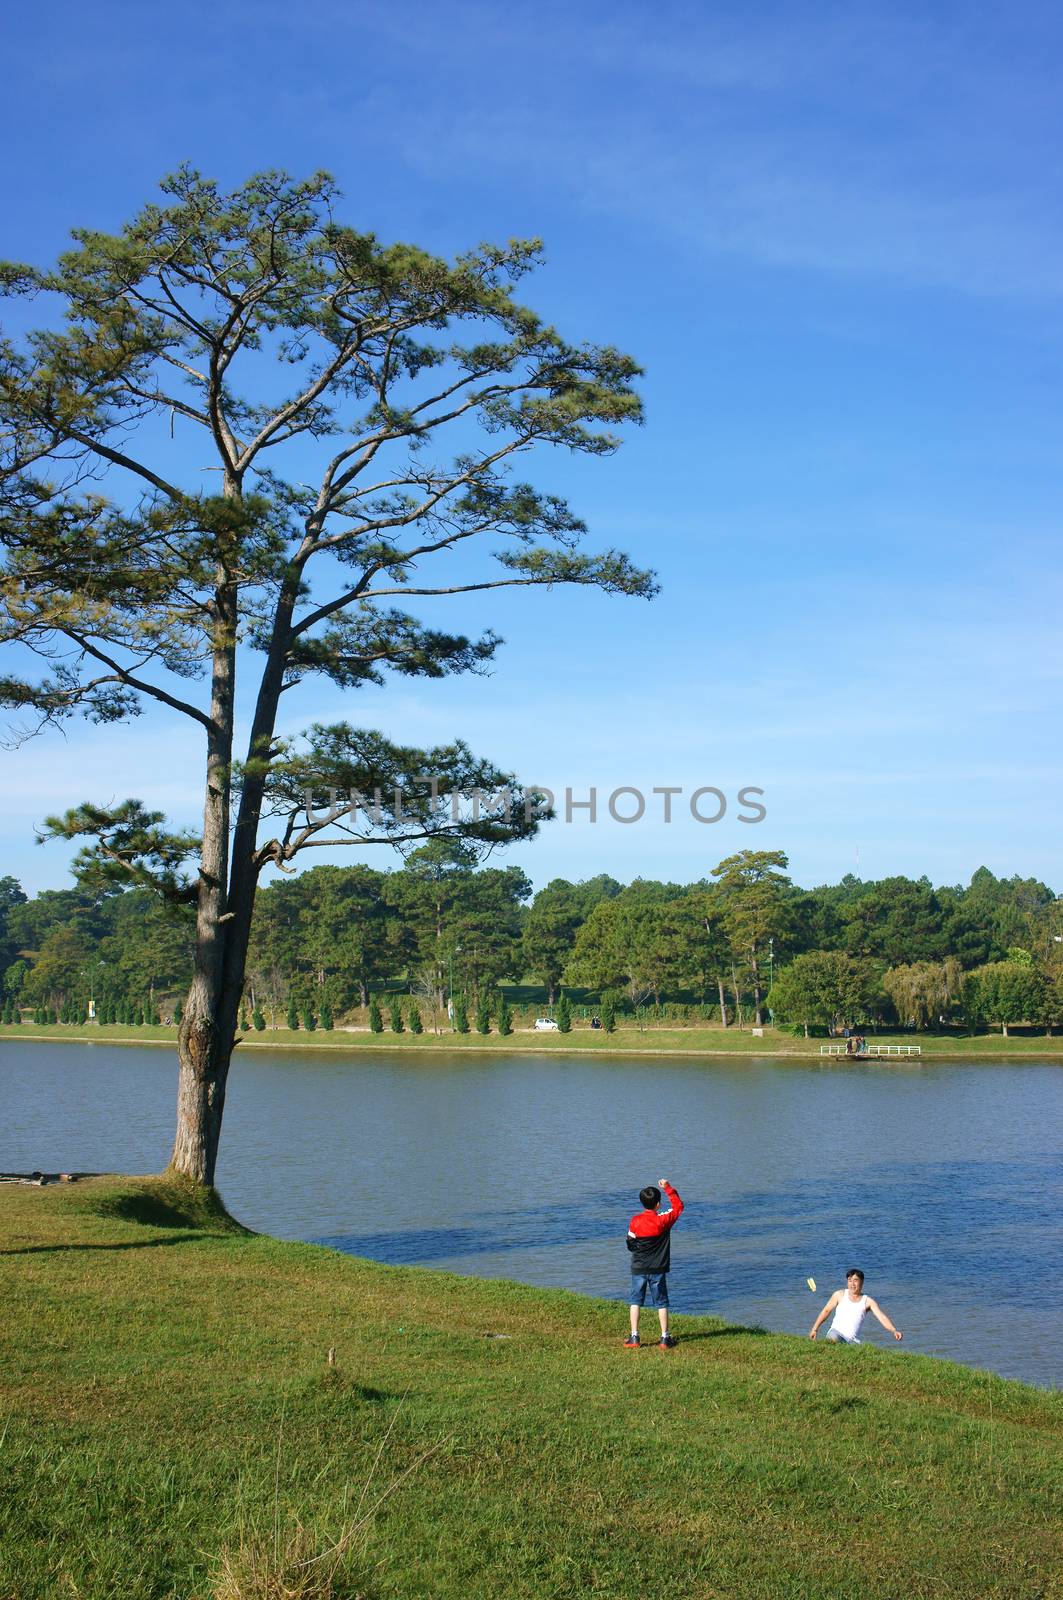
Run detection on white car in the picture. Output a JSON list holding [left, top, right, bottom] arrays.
[[533, 1017, 560, 1031]]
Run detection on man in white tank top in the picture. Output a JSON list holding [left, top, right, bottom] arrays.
[[809, 1268, 903, 1345]]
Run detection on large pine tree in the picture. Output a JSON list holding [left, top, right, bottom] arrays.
[[0, 169, 654, 1183]]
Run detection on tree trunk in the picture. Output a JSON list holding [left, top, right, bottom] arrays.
[[171, 564, 304, 1185], [730, 964, 743, 1029], [717, 977, 729, 1028], [169, 558, 239, 1184], [171, 1017, 232, 1183], [1002, 1021, 1009, 1037]]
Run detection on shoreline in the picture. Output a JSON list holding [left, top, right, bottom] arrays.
[[3, 1027, 1062, 1062], [5, 1171, 1059, 1391]]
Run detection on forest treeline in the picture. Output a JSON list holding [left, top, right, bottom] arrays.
[[1, 845, 1060, 1034]]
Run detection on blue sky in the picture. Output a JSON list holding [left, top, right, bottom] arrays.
[[3, 0, 1061, 897]]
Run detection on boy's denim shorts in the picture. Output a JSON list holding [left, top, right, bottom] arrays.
[[630, 1272, 669, 1307]]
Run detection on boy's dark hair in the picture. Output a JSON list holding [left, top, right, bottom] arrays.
[[846, 1267, 865, 1284], [639, 1185, 661, 1209]]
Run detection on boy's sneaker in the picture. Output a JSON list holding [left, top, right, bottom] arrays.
[[658, 1335, 677, 1350], [623, 1334, 640, 1348]]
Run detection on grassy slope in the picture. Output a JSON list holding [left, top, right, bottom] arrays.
[[4, 1021, 1063, 1058], [1, 1179, 1060, 1600]]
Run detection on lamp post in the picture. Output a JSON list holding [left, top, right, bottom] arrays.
[[768, 938, 775, 1026], [448, 945, 462, 1030], [81, 960, 105, 1022]]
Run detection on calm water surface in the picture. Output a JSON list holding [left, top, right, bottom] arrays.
[[4, 1041, 1061, 1388]]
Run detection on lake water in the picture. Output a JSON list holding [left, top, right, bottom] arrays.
[[3, 1040, 1061, 1389]]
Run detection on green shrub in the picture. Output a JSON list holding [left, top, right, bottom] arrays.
[[408, 1002, 423, 1034], [600, 994, 616, 1032], [475, 995, 491, 1034], [454, 996, 470, 1034], [368, 997, 383, 1033], [301, 1007, 317, 1031], [319, 1001, 333, 1031], [556, 994, 572, 1033], [388, 998, 404, 1033], [252, 1009, 266, 1031], [497, 999, 513, 1036], [287, 999, 299, 1031]]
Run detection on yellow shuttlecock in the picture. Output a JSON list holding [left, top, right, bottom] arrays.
[[806, 1277, 817, 1292]]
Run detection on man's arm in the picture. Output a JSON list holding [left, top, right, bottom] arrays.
[[809, 1291, 840, 1339], [867, 1298, 903, 1340]]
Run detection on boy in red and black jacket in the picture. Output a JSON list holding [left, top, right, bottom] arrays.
[[624, 1179, 684, 1349]]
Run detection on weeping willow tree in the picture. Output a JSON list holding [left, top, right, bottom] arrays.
[[0, 168, 655, 1183]]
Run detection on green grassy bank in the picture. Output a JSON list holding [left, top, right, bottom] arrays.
[[4, 1020, 1063, 1058], [2, 1178, 1060, 1599]]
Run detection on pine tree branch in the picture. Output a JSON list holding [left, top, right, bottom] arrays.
[[63, 428, 184, 500], [61, 631, 212, 729]]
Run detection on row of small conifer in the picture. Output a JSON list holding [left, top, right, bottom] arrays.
[[271, 1000, 335, 1032], [366, 994, 515, 1035], [1, 990, 618, 1033], [2, 1000, 164, 1025], [0, 999, 334, 1030]]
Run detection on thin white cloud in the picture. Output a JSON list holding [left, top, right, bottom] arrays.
[[295, 3, 1063, 301]]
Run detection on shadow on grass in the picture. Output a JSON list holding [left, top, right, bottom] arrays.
[[71, 1178, 254, 1236], [293, 1370, 405, 1405], [3, 1233, 214, 1255], [678, 1326, 768, 1342]]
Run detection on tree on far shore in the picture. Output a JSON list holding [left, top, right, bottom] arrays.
[[767, 950, 877, 1037], [711, 850, 794, 1026], [963, 960, 1043, 1038], [881, 959, 962, 1030], [521, 874, 621, 1002]]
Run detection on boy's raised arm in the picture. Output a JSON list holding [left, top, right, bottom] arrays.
[[657, 1179, 683, 1226]]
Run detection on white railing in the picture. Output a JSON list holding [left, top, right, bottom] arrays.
[[819, 1043, 922, 1057]]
